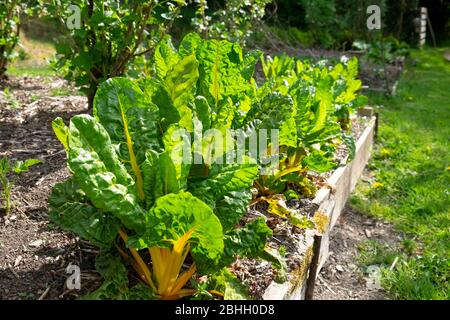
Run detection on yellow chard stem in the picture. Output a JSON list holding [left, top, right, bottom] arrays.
[[118, 229, 156, 292], [169, 263, 197, 296], [118, 97, 145, 200]]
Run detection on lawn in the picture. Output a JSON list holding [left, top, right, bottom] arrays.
[[7, 34, 56, 77], [351, 47, 450, 299]]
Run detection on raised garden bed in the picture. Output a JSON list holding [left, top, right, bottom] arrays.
[[262, 109, 377, 300]]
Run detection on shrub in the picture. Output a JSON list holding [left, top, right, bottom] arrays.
[[43, 0, 188, 110], [0, 1, 22, 78]]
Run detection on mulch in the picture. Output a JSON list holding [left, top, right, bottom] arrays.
[[0, 76, 101, 300]]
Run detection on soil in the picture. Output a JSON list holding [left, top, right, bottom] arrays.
[[313, 206, 402, 300], [232, 200, 318, 299], [0, 76, 100, 300]]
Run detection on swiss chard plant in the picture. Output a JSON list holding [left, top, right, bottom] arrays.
[[0, 157, 41, 216], [49, 33, 274, 300], [249, 54, 367, 208]]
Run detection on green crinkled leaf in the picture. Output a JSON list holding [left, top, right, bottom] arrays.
[[129, 191, 224, 273], [93, 77, 162, 165], [141, 150, 160, 208], [81, 251, 130, 300], [127, 283, 156, 300], [222, 269, 253, 300], [194, 38, 253, 108], [178, 32, 202, 57], [305, 120, 341, 146], [307, 76, 334, 138], [162, 124, 191, 190], [163, 54, 199, 131], [192, 96, 212, 131], [52, 117, 69, 150], [49, 178, 121, 248], [266, 197, 315, 229], [154, 35, 180, 79], [215, 190, 253, 232], [207, 268, 253, 300], [67, 115, 147, 233], [221, 218, 272, 267], [345, 56, 359, 80], [190, 161, 258, 205], [303, 150, 337, 173], [259, 248, 288, 283], [241, 50, 262, 81], [245, 92, 294, 131], [154, 151, 181, 197], [279, 116, 298, 148]]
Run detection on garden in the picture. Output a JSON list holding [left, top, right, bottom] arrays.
[[0, 0, 449, 301]]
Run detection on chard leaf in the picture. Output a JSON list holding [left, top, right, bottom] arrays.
[[215, 191, 253, 232], [67, 115, 147, 233], [178, 32, 202, 57], [303, 150, 337, 173], [52, 117, 69, 150], [208, 268, 252, 300], [141, 150, 160, 208], [94, 77, 162, 163], [129, 191, 224, 274], [306, 76, 334, 138], [265, 196, 315, 229], [190, 160, 257, 232], [93, 77, 161, 200], [163, 54, 199, 131], [192, 96, 211, 131], [154, 35, 179, 79], [194, 38, 253, 108], [162, 124, 191, 190], [222, 269, 252, 300], [127, 283, 156, 300], [341, 132, 356, 162], [259, 248, 288, 283], [82, 251, 130, 300], [245, 92, 294, 130], [190, 161, 258, 205], [49, 178, 121, 248], [154, 151, 181, 197], [241, 50, 262, 81], [221, 218, 272, 267]]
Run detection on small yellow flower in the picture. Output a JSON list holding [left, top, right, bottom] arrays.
[[380, 148, 391, 158], [372, 182, 384, 189]]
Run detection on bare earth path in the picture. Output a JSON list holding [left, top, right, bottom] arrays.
[[0, 76, 102, 300], [313, 206, 402, 300]]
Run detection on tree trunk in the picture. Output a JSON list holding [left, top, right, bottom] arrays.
[[87, 91, 96, 113]]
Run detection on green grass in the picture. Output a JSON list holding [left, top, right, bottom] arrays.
[[7, 64, 56, 77], [6, 33, 57, 77], [357, 240, 398, 267], [50, 87, 75, 97], [351, 47, 450, 300]]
